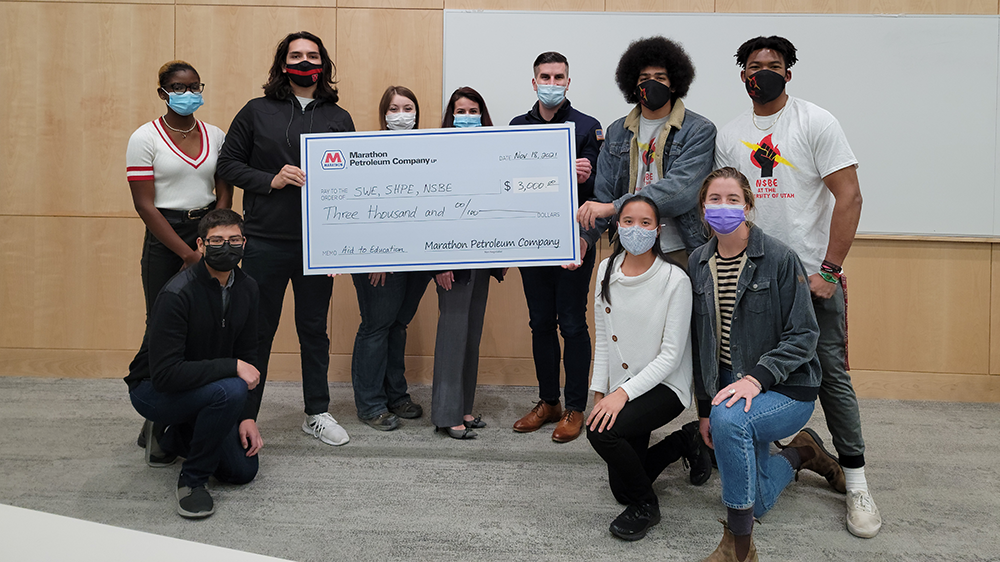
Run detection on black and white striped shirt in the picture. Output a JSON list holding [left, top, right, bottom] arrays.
[[716, 250, 747, 367]]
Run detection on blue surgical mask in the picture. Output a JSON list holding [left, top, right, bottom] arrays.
[[618, 224, 658, 256], [704, 204, 746, 235], [452, 114, 481, 128], [164, 91, 204, 116], [536, 84, 566, 108]]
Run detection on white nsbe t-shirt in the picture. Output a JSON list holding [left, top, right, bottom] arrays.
[[125, 119, 225, 210], [715, 97, 858, 274], [635, 115, 684, 253]]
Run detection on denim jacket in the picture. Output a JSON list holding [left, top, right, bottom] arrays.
[[583, 101, 716, 252], [688, 225, 821, 418]]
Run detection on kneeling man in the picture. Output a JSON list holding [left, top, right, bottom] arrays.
[[125, 209, 263, 519]]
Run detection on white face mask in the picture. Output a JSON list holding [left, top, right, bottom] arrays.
[[385, 112, 416, 130]]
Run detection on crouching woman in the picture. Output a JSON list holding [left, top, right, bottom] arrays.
[[690, 168, 833, 562]]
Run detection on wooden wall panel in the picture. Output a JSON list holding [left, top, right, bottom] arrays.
[[175, 6, 339, 141], [176, 0, 333, 7], [843, 239, 991, 374], [0, 3, 174, 218], [336, 8, 443, 132], [991, 244, 1000, 374], [0, 216, 146, 350], [716, 0, 998, 14], [443, 0, 604, 9], [607, 0, 715, 11], [340, 0, 442, 7]]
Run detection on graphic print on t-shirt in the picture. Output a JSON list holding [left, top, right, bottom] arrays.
[[639, 136, 656, 188], [740, 134, 796, 177], [740, 134, 798, 201]]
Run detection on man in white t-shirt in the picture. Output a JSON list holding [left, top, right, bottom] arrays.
[[715, 35, 880, 539]]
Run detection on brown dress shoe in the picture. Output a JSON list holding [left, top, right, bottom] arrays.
[[698, 519, 758, 562], [513, 400, 562, 433], [779, 427, 846, 493], [551, 410, 584, 443]]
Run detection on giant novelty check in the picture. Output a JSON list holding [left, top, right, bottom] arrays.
[[300, 124, 580, 274]]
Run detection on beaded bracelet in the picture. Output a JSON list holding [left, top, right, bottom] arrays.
[[745, 376, 762, 392]]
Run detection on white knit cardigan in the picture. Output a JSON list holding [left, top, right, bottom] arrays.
[[589, 253, 694, 408]]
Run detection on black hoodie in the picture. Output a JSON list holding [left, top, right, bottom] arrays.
[[218, 96, 355, 241]]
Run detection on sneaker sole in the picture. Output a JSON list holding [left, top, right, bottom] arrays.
[[175, 488, 215, 519], [847, 518, 881, 539], [610, 514, 661, 541], [302, 424, 350, 446]]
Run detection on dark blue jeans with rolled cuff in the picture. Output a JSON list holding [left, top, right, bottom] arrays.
[[129, 378, 259, 488], [350, 272, 428, 419], [519, 243, 596, 413]]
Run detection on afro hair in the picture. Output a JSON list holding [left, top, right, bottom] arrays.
[[615, 36, 695, 104], [734, 36, 798, 69]]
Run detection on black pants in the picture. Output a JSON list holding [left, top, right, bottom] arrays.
[[241, 236, 333, 415], [140, 220, 200, 319], [587, 385, 685, 506], [519, 244, 596, 412]]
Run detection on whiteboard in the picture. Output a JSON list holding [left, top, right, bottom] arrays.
[[444, 11, 1000, 237]]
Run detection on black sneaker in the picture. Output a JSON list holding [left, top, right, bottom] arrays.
[[361, 411, 400, 431], [137, 420, 149, 448], [176, 485, 214, 519], [389, 399, 423, 419], [681, 420, 712, 486], [145, 421, 177, 468], [609, 502, 661, 541]]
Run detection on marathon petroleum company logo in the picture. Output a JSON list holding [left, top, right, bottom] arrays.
[[321, 150, 346, 170]]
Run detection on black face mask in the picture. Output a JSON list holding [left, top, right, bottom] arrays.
[[204, 242, 244, 272], [745, 69, 786, 104], [634, 79, 673, 112], [285, 61, 322, 88]]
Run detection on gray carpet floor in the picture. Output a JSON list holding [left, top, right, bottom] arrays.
[[0, 376, 997, 561]]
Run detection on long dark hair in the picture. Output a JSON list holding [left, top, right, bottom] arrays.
[[263, 31, 339, 102], [441, 87, 493, 128], [378, 85, 420, 131], [599, 195, 678, 304]]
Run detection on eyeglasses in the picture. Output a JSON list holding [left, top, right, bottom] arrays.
[[164, 82, 206, 94], [205, 236, 244, 247]]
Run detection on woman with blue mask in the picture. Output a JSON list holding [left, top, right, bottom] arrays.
[[431, 86, 502, 439], [347, 85, 428, 432], [126, 61, 231, 450], [689, 168, 830, 562], [585, 195, 694, 541]]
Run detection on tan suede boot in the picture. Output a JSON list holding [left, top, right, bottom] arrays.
[[698, 519, 758, 562]]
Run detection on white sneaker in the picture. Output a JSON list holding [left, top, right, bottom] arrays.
[[302, 413, 350, 446], [846, 489, 882, 538]]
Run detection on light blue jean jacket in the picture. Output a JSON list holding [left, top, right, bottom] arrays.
[[582, 100, 716, 253]]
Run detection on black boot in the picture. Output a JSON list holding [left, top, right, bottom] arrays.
[[681, 420, 713, 486]]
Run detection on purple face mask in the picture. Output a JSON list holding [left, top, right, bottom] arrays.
[[704, 204, 746, 235]]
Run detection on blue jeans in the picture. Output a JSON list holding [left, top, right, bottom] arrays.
[[350, 272, 428, 419], [519, 244, 595, 412], [711, 367, 813, 516], [129, 378, 259, 488]]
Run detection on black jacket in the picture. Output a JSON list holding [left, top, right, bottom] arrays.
[[217, 96, 355, 241], [125, 261, 262, 421], [509, 99, 603, 204]]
